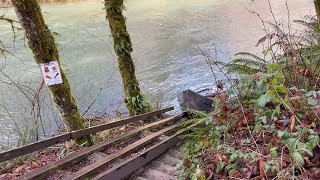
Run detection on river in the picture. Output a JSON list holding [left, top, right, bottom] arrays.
[[0, 0, 315, 147]]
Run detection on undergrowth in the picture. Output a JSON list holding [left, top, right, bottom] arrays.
[[178, 17, 320, 179]]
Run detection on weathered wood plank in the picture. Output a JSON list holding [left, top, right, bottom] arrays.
[[0, 134, 71, 163], [71, 107, 174, 139], [18, 113, 184, 180], [0, 107, 173, 163], [65, 124, 180, 180], [93, 125, 193, 180]]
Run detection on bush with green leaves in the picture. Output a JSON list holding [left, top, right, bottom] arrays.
[[179, 61, 320, 179]]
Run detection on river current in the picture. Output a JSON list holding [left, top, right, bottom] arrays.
[[0, 0, 315, 146]]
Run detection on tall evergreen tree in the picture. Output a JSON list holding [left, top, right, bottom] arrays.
[[11, 0, 92, 145], [104, 0, 151, 116]]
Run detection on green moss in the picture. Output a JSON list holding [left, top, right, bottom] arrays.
[[105, 0, 151, 116], [12, 0, 92, 145]]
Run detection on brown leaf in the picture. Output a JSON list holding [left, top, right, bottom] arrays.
[[259, 159, 266, 179], [229, 169, 243, 179], [289, 96, 301, 109], [290, 115, 295, 132], [216, 153, 228, 163], [250, 73, 261, 80], [310, 167, 320, 178], [299, 171, 314, 180]]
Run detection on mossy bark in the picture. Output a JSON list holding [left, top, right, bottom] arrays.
[[315, 0, 320, 20], [104, 0, 151, 116], [11, 0, 92, 145]]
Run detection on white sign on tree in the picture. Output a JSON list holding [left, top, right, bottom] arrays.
[[40, 61, 63, 86]]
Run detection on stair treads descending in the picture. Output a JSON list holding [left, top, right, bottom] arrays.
[[140, 168, 176, 180], [18, 114, 184, 180], [92, 126, 194, 180], [150, 161, 179, 176], [167, 149, 182, 160], [134, 177, 148, 180], [149, 161, 178, 176], [161, 155, 180, 167], [0, 107, 174, 163], [66, 124, 180, 180]]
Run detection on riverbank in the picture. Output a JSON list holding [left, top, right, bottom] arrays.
[[0, 0, 313, 150], [178, 14, 320, 179]]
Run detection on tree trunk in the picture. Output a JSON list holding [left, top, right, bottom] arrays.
[[315, 0, 320, 20], [104, 0, 151, 116], [11, 0, 92, 145]]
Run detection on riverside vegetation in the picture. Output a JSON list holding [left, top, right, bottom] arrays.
[[1, 0, 320, 179], [178, 16, 320, 179]]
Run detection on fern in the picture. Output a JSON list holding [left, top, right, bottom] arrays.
[[294, 19, 320, 33], [225, 52, 267, 75], [186, 109, 208, 119], [234, 52, 266, 63], [226, 63, 260, 75], [231, 58, 265, 67]]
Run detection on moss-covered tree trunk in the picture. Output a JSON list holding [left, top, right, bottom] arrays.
[[11, 0, 92, 145], [315, 0, 320, 20], [104, 0, 151, 116]]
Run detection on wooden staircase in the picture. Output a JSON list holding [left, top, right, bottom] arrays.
[[129, 147, 184, 180], [0, 107, 192, 180]]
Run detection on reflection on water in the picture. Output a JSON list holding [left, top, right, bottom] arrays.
[[0, 0, 315, 144]]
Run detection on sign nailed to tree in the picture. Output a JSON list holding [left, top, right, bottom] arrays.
[[40, 61, 63, 86]]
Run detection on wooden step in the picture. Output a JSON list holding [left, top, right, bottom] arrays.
[[66, 124, 180, 179], [92, 125, 195, 180], [167, 149, 182, 160], [134, 177, 148, 180], [141, 168, 176, 180], [161, 155, 180, 167], [149, 161, 178, 176], [18, 114, 184, 180], [0, 107, 175, 163]]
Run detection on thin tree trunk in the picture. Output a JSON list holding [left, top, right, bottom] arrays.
[[11, 0, 92, 145], [315, 0, 320, 20], [104, 0, 151, 116]]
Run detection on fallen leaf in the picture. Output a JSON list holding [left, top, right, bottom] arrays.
[[290, 115, 295, 132], [259, 159, 266, 179]]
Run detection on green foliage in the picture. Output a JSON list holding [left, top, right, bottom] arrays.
[[180, 61, 320, 179], [127, 94, 152, 116], [105, 0, 152, 116], [226, 52, 267, 75], [59, 147, 74, 159], [225, 17, 320, 90], [265, 159, 280, 174], [176, 15, 320, 180]]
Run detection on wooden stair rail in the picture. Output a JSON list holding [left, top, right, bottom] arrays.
[[17, 113, 185, 180], [65, 124, 181, 180], [93, 124, 195, 180], [0, 107, 174, 162]]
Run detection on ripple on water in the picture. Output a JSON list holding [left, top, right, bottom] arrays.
[[0, 0, 315, 145]]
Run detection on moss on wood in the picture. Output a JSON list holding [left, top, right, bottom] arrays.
[[104, 0, 151, 116], [11, 0, 92, 145]]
